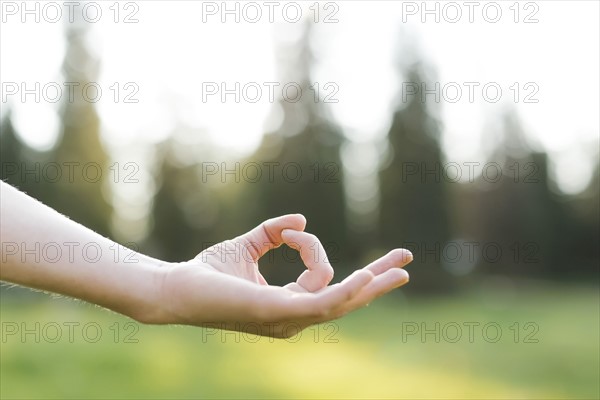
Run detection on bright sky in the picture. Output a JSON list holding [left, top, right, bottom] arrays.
[[1, 1, 599, 196]]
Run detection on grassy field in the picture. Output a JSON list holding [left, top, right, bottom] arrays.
[[1, 281, 598, 399]]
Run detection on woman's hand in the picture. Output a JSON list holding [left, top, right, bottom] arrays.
[[0, 182, 412, 339], [157, 214, 413, 338]]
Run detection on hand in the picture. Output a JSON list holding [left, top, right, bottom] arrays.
[[0, 183, 412, 337], [156, 214, 413, 338]]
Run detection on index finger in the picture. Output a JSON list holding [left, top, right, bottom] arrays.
[[281, 229, 335, 292], [236, 214, 306, 262]]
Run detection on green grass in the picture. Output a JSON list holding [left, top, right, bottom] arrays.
[[1, 281, 598, 399]]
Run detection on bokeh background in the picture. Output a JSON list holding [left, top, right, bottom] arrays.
[[1, 1, 598, 398]]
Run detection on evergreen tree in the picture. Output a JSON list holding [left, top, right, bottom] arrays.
[[42, 20, 112, 236], [230, 22, 348, 284], [146, 138, 218, 262], [379, 66, 452, 292]]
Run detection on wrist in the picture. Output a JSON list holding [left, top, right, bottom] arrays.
[[125, 256, 174, 325]]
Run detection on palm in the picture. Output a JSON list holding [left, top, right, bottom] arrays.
[[196, 239, 266, 285]]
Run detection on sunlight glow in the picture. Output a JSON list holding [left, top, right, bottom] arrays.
[[1, 1, 598, 195]]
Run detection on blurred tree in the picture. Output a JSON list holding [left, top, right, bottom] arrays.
[[44, 21, 112, 236], [224, 22, 349, 284], [471, 111, 598, 279], [568, 164, 600, 278], [146, 137, 218, 262], [379, 66, 452, 292], [1, 21, 111, 237], [0, 112, 26, 187]]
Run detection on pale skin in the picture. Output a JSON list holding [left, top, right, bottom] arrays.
[[0, 181, 413, 338]]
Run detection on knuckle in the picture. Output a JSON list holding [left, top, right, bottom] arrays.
[[316, 306, 330, 319], [307, 301, 330, 319], [343, 287, 354, 302], [261, 222, 278, 245]]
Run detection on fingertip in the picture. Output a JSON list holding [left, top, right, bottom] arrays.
[[400, 268, 409, 280], [268, 214, 306, 235], [403, 249, 414, 264], [282, 213, 306, 232], [280, 213, 306, 231], [393, 268, 410, 285], [389, 248, 413, 265], [281, 229, 302, 250], [294, 213, 307, 230]]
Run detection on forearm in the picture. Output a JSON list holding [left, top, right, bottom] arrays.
[[0, 181, 412, 338], [0, 181, 167, 322]]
